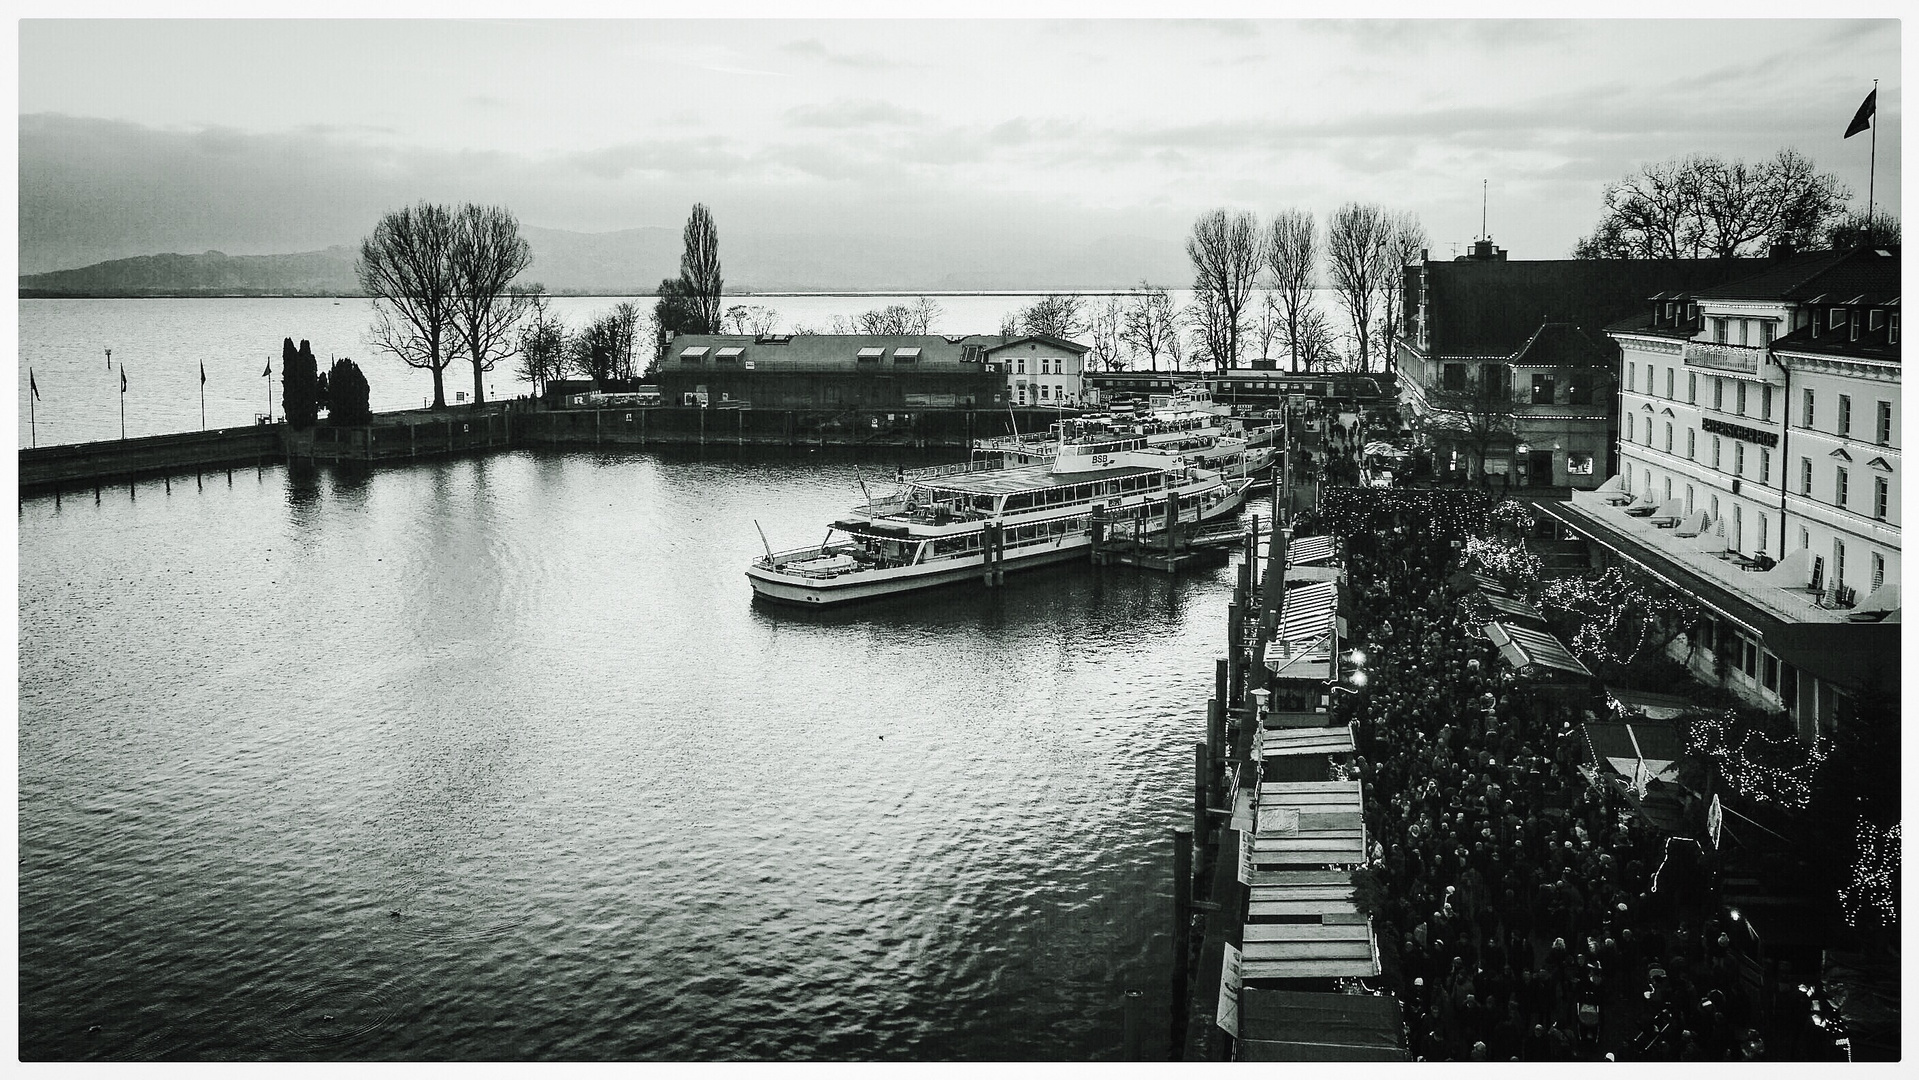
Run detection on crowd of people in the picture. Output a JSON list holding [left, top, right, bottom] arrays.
[[1294, 492, 1766, 1061]]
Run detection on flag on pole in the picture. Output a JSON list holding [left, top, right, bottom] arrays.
[[30, 368, 41, 400], [263, 360, 272, 378], [1845, 88, 1877, 138], [120, 366, 128, 393], [200, 360, 207, 386]]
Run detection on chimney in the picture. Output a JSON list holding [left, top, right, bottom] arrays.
[[1769, 240, 1796, 261]]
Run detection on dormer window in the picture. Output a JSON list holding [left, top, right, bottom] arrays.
[[1892, 313, 1900, 345], [1850, 312, 1861, 342], [1687, 303, 1699, 322], [1665, 302, 1677, 323], [1830, 308, 1846, 329], [1868, 309, 1884, 332]]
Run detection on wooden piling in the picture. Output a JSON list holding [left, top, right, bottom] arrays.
[[1192, 741, 1209, 844], [1122, 988, 1145, 1061], [1206, 698, 1224, 771], [1171, 826, 1193, 1059], [164, 475, 170, 494], [1214, 658, 1229, 715]]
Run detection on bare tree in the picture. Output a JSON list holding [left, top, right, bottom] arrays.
[[1291, 307, 1337, 372], [357, 202, 459, 409], [1264, 209, 1321, 373], [1018, 293, 1085, 339], [909, 296, 943, 334], [1119, 282, 1180, 372], [856, 297, 941, 336], [680, 203, 724, 333], [725, 304, 783, 335], [1253, 292, 1282, 363], [1573, 149, 1851, 259], [1186, 208, 1260, 370], [1424, 367, 1517, 483], [514, 289, 567, 396], [1326, 202, 1393, 373], [569, 307, 640, 385], [1086, 295, 1126, 371], [448, 203, 534, 406], [1377, 211, 1428, 375]]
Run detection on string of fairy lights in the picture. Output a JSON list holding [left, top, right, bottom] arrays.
[[1538, 566, 1699, 669], [1462, 535, 1542, 585], [1839, 819, 1900, 929], [1682, 707, 1827, 809]]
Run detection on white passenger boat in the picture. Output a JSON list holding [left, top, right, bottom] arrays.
[[747, 440, 1252, 606], [977, 387, 1280, 482]]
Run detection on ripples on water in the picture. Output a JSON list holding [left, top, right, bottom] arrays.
[[18, 447, 1257, 1060]]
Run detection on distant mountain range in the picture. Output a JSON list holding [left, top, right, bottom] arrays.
[[18, 225, 1191, 297]]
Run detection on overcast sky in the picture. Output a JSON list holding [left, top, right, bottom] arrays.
[[16, 17, 1904, 278]]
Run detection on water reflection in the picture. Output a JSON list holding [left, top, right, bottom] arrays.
[[19, 447, 1225, 1061]]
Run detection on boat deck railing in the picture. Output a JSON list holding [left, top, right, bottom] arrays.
[[903, 458, 1010, 482]]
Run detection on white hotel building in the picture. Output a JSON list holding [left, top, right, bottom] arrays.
[[1539, 245, 1899, 739]]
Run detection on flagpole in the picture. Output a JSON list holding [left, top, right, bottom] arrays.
[[1867, 79, 1878, 226], [200, 361, 206, 431], [29, 370, 36, 449], [120, 372, 126, 441]]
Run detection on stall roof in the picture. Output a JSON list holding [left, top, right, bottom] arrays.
[[1242, 871, 1380, 981], [1286, 534, 1338, 567], [1252, 781, 1367, 868], [1259, 726, 1356, 760], [1480, 593, 1546, 624], [1484, 621, 1593, 677], [1237, 988, 1407, 1061], [1583, 719, 1682, 782]]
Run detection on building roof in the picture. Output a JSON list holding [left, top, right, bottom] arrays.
[[1507, 321, 1614, 368], [1418, 257, 1769, 358], [1694, 245, 1900, 303], [668, 333, 1004, 370], [989, 333, 1090, 355]]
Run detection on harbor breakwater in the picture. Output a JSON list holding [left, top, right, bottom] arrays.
[[18, 404, 1082, 490]]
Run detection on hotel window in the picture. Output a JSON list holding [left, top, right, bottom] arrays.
[[1874, 477, 1888, 520], [1892, 313, 1900, 345], [1871, 551, 1885, 590], [1688, 373, 1698, 404], [1738, 320, 1750, 346], [1800, 526, 1810, 550], [1040, 385, 1050, 401], [1664, 422, 1672, 452], [1685, 485, 1694, 513], [1758, 513, 1768, 554], [1802, 388, 1815, 428], [1017, 358, 1026, 374], [1760, 321, 1775, 346], [1736, 382, 1748, 416], [1713, 378, 1724, 411], [1568, 452, 1593, 475], [1762, 384, 1773, 420], [1665, 368, 1674, 398], [1626, 414, 1634, 442], [1734, 442, 1745, 476], [1839, 394, 1852, 438], [1627, 362, 1636, 394], [1568, 378, 1591, 405], [1801, 457, 1813, 495], [1760, 447, 1770, 484], [1870, 309, 1885, 332], [1644, 422, 1653, 447], [1835, 466, 1849, 508], [1713, 317, 1729, 343], [1688, 303, 1699, 322], [1532, 374, 1556, 404], [1711, 436, 1722, 469], [1664, 477, 1673, 502], [1711, 494, 1720, 521], [1687, 429, 1696, 459], [1835, 539, 1847, 589], [1877, 401, 1892, 445], [1830, 308, 1846, 330], [1849, 312, 1861, 342]]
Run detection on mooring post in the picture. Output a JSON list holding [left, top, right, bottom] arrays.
[[1206, 698, 1224, 772], [1171, 826, 1193, 1059], [1122, 988, 1145, 1061], [164, 475, 170, 494], [1214, 658, 1229, 713], [1192, 741, 1209, 845]]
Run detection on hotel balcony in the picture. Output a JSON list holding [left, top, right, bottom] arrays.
[[1682, 340, 1763, 374]]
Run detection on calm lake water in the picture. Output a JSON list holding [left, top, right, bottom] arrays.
[[17, 290, 1330, 447], [18, 444, 1255, 1060]]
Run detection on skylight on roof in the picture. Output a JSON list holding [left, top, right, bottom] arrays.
[[856, 347, 885, 360], [894, 347, 922, 360], [714, 347, 745, 359], [679, 346, 709, 359]]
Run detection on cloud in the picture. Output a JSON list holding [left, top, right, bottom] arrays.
[[780, 36, 902, 70], [784, 99, 930, 129], [567, 138, 748, 181]]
